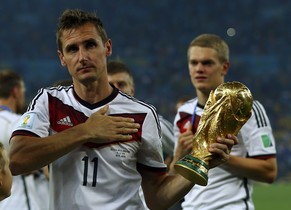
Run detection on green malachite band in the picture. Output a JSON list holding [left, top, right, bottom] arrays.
[[185, 155, 209, 170], [176, 159, 208, 181]]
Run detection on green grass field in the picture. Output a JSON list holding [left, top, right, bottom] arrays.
[[253, 182, 290, 210]]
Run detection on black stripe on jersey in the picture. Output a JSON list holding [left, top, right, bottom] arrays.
[[242, 177, 250, 210], [119, 91, 161, 138], [27, 88, 45, 111], [252, 101, 267, 128], [27, 86, 72, 111], [48, 85, 73, 92]]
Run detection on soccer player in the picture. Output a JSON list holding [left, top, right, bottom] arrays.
[[171, 34, 277, 210], [0, 69, 42, 209], [9, 10, 237, 210]]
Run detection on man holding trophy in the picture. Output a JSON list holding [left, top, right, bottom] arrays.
[[8, 10, 239, 210], [171, 34, 277, 210]]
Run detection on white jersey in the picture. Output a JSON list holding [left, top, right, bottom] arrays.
[[174, 98, 276, 210], [12, 85, 167, 210], [158, 115, 175, 156], [0, 108, 41, 210]]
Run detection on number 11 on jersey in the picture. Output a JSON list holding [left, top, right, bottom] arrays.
[[82, 156, 98, 187]]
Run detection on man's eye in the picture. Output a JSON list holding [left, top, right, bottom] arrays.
[[86, 42, 96, 49], [190, 61, 197, 66], [202, 60, 213, 66], [67, 46, 78, 53], [117, 82, 126, 88]]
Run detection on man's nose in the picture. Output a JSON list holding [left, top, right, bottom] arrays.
[[79, 48, 88, 63]]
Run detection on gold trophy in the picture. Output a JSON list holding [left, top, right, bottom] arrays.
[[174, 81, 253, 186]]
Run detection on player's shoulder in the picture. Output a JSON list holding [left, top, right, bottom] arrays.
[[251, 100, 268, 116], [252, 100, 265, 109], [118, 91, 157, 113], [45, 85, 73, 93], [37, 85, 73, 100], [245, 99, 271, 128], [34, 85, 72, 96], [0, 110, 21, 123]]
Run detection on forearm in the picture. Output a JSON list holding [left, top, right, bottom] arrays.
[[225, 155, 277, 183], [9, 123, 89, 175], [144, 173, 194, 210]]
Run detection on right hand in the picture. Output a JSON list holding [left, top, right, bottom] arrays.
[[83, 105, 140, 143], [169, 123, 193, 174], [174, 123, 194, 159]]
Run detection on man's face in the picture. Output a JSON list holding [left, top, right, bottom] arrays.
[[188, 46, 229, 95], [108, 72, 134, 96], [58, 23, 112, 85]]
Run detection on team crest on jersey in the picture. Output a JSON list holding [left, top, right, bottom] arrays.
[[261, 134, 273, 148], [18, 113, 36, 129]]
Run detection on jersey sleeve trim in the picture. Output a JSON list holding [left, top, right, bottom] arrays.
[[11, 130, 40, 138], [137, 163, 167, 174], [249, 154, 276, 159]]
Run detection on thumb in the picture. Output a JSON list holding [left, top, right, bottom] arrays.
[[187, 122, 193, 131], [98, 105, 109, 115]]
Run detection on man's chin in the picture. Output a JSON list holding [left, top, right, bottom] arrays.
[[80, 76, 97, 85]]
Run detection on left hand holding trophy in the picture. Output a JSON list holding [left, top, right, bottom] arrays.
[[174, 81, 253, 186]]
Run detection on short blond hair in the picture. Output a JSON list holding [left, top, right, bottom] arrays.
[[188, 34, 229, 63]]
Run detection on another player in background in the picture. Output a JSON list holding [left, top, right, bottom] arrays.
[[0, 69, 42, 210], [9, 10, 236, 210], [170, 34, 277, 210]]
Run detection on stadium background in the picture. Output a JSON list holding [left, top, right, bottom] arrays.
[[0, 0, 290, 183]]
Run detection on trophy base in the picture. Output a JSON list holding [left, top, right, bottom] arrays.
[[174, 155, 209, 186]]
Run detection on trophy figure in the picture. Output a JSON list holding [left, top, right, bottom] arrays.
[[174, 81, 253, 186]]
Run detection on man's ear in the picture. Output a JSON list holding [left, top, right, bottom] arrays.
[[221, 62, 230, 76], [105, 39, 112, 57], [11, 86, 19, 98], [58, 50, 66, 66]]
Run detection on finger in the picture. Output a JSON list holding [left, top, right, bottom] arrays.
[[226, 134, 239, 145], [209, 145, 230, 162], [216, 136, 236, 150], [97, 105, 109, 115], [111, 116, 136, 123], [115, 134, 133, 141], [115, 121, 140, 130], [183, 138, 193, 148], [187, 122, 192, 131], [118, 126, 139, 134], [209, 142, 229, 155]]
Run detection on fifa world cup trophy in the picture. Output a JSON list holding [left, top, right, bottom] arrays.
[[174, 81, 253, 186]]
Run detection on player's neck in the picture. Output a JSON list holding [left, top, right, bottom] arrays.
[[196, 91, 209, 106], [74, 82, 113, 104], [0, 99, 16, 113]]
